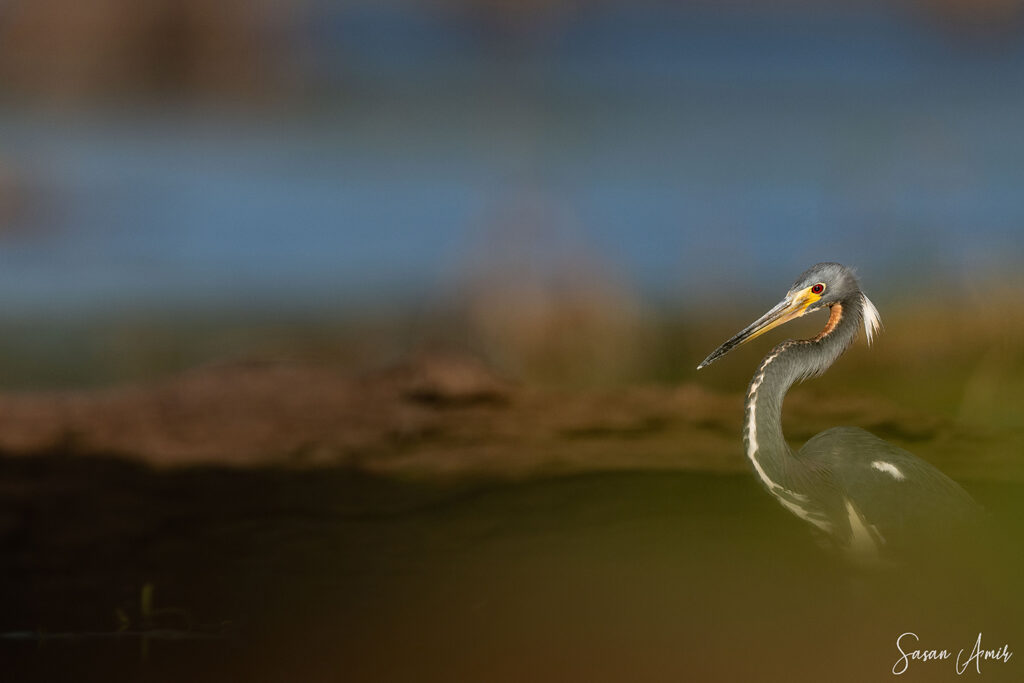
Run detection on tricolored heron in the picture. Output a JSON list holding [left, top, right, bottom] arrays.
[[697, 262, 978, 563]]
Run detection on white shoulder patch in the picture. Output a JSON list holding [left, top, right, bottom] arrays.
[[861, 293, 882, 345], [871, 460, 905, 481]]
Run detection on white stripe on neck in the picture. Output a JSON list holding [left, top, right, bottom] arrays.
[[745, 345, 833, 533]]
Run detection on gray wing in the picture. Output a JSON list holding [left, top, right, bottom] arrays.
[[799, 427, 981, 558]]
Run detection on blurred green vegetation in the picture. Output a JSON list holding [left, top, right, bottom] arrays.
[[1, 283, 1019, 439], [3, 458, 1023, 680]]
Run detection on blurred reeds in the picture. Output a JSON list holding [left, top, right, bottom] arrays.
[[2, 0, 1022, 104], [0, 273, 1018, 437], [0, 0, 300, 102]]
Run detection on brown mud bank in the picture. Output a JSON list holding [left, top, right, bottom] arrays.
[[0, 354, 1016, 482]]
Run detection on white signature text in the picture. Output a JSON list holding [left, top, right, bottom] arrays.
[[893, 632, 1012, 675]]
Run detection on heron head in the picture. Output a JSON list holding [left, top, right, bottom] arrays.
[[787, 262, 860, 310], [696, 262, 880, 370]]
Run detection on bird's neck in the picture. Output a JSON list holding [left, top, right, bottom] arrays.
[[743, 299, 863, 487]]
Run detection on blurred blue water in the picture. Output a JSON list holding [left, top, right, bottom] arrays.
[[2, 3, 1023, 316]]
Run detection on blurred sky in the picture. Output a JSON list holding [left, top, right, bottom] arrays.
[[1, 0, 1023, 316]]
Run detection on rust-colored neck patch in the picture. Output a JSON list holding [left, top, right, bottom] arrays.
[[813, 302, 843, 342]]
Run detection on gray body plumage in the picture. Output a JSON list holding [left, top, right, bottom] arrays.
[[800, 427, 978, 553]]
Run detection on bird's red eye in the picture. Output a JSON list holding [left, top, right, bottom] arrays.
[[811, 283, 825, 294]]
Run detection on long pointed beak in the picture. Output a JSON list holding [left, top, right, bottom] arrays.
[[696, 290, 818, 370]]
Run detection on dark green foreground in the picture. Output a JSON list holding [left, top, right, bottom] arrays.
[[1, 456, 1022, 682]]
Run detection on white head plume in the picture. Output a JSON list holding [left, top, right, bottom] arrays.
[[861, 293, 882, 345]]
